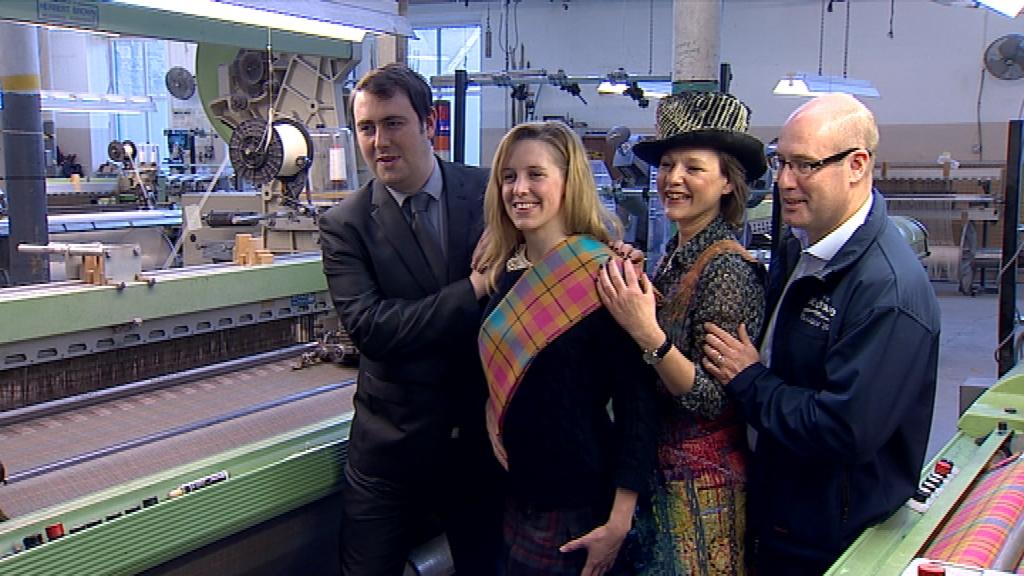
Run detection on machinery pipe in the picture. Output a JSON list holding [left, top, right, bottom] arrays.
[[203, 211, 265, 227], [454, 69, 467, 164], [18, 242, 108, 257], [0, 22, 48, 284], [998, 120, 1022, 376]]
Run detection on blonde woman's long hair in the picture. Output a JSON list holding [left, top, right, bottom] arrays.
[[479, 121, 621, 291]]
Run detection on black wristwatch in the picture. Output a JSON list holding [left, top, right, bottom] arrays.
[[642, 337, 672, 365]]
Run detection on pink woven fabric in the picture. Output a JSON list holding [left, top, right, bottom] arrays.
[[923, 455, 1024, 568]]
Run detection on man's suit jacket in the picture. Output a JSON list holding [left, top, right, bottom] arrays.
[[319, 160, 488, 483]]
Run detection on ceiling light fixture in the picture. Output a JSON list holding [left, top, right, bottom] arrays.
[[40, 91, 156, 115], [773, 73, 879, 98], [111, 0, 370, 42], [977, 0, 1024, 17], [935, 0, 1024, 17], [598, 80, 672, 100], [774, 0, 880, 98]]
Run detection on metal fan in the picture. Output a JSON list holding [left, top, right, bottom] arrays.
[[165, 66, 196, 100], [984, 34, 1024, 80]]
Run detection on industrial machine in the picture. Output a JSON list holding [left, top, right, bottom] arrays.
[[193, 45, 360, 260], [0, 252, 355, 574], [827, 368, 1024, 576], [0, 32, 371, 576]]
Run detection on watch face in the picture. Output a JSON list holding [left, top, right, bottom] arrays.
[[642, 350, 659, 365]]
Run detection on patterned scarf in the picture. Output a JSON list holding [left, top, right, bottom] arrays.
[[480, 235, 611, 432]]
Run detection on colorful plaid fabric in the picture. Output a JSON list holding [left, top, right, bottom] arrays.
[[923, 454, 1024, 568], [480, 235, 610, 431]]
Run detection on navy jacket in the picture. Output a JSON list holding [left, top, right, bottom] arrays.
[[729, 190, 940, 569]]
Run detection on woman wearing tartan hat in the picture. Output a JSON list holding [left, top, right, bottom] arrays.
[[476, 120, 657, 575], [598, 91, 768, 575]]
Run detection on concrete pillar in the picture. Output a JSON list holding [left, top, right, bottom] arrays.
[[374, 0, 408, 66], [0, 21, 49, 285], [672, 0, 721, 94]]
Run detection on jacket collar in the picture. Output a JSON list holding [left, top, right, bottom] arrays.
[[782, 188, 887, 281], [370, 171, 440, 292], [439, 158, 475, 283], [368, 157, 477, 291]]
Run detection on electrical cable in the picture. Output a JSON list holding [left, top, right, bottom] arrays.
[[977, 11, 989, 160], [843, 0, 851, 78], [513, 0, 520, 63], [648, 0, 654, 75], [888, 0, 895, 38], [976, 67, 985, 161], [995, 238, 1024, 361], [818, 0, 826, 75], [258, 28, 275, 154]]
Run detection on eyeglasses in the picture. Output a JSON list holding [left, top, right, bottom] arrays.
[[768, 147, 868, 176]]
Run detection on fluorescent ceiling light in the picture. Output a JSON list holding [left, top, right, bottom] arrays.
[[111, 0, 370, 42], [932, 0, 1024, 16], [978, 0, 1024, 16], [597, 81, 627, 95], [598, 80, 672, 99], [40, 91, 156, 114], [773, 73, 880, 98]]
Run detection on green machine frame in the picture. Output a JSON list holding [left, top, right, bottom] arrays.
[[0, 416, 351, 574], [826, 365, 1024, 575]]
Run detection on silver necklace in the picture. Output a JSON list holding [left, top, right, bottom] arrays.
[[506, 244, 531, 271], [654, 241, 683, 280]]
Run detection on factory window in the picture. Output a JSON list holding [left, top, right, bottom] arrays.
[[111, 39, 169, 163], [409, 26, 482, 166]]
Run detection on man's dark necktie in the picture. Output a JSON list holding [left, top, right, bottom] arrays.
[[404, 193, 447, 282]]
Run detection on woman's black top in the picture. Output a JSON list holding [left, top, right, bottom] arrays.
[[483, 267, 657, 511]]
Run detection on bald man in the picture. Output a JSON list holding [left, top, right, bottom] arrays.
[[702, 94, 940, 575]]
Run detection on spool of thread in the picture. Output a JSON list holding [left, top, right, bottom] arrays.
[[274, 123, 308, 178]]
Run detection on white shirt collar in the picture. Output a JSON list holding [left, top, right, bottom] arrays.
[[793, 193, 873, 262]]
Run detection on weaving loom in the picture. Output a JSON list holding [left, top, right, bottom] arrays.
[[827, 364, 1024, 576], [0, 254, 362, 574], [876, 165, 1004, 294]]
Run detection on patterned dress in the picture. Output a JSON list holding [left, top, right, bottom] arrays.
[[630, 216, 766, 576]]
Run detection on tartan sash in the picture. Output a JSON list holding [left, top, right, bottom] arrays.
[[480, 235, 611, 432]]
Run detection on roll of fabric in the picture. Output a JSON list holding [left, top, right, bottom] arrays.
[[923, 454, 1024, 569]]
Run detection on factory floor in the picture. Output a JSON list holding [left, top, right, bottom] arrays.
[[928, 279, 1014, 459]]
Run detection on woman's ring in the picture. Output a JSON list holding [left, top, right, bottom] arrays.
[[717, 353, 724, 364]]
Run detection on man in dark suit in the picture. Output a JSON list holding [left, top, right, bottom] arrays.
[[318, 63, 501, 575]]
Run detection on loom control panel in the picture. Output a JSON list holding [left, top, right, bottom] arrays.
[[905, 458, 958, 513]]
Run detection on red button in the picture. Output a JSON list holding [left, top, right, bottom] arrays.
[[45, 522, 64, 540], [918, 562, 946, 576], [935, 461, 952, 476]]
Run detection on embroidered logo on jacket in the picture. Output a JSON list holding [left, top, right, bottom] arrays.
[[800, 295, 835, 331]]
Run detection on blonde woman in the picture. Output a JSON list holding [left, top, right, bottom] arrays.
[[477, 121, 657, 576]]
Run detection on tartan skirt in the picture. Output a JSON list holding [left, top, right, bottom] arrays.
[[501, 497, 631, 575]]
